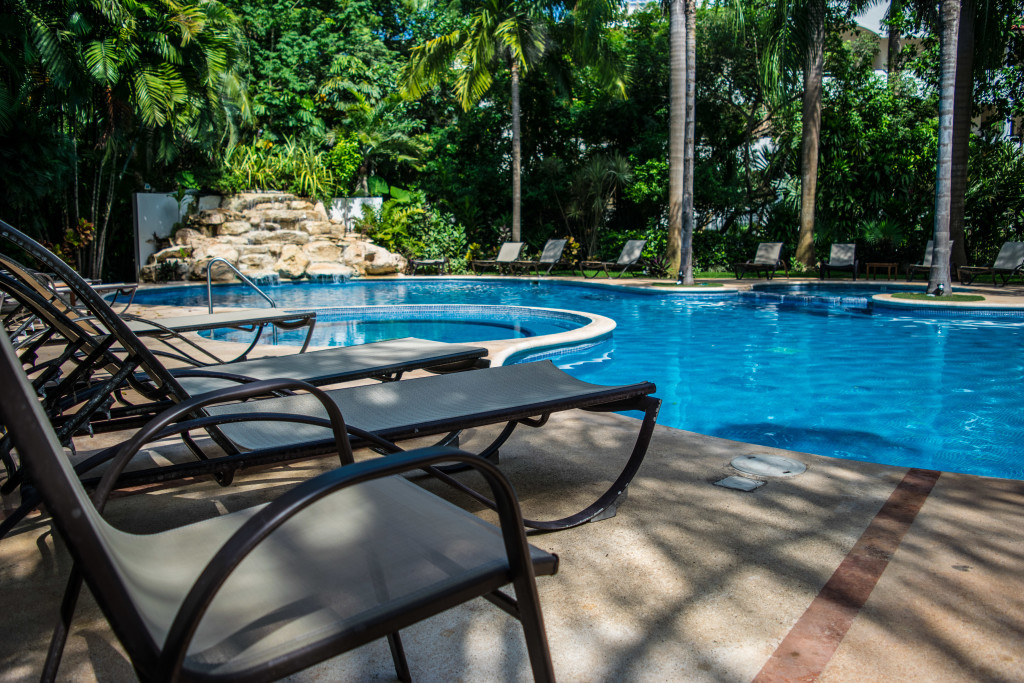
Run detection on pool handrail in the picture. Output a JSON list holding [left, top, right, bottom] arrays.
[[205, 257, 278, 313]]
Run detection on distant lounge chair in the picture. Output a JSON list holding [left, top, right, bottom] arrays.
[[957, 241, 1024, 286], [514, 239, 568, 276], [0, 331, 558, 682], [579, 239, 647, 278], [819, 243, 859, 280], [471, 242, 524, 274], [732, 242, 788, 280], [906, 240, 956, 282]]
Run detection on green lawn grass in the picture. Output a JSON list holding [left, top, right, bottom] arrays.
[[891, 292, 986, 302]]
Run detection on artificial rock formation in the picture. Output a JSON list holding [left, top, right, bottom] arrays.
[[141, 192, 405, 282]]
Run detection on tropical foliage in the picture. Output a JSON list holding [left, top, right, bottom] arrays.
[[1, 0, 1022, 280]]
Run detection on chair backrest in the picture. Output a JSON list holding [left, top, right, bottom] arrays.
[[539, 239, 567, 264], [829, 243, 856, 266], [0, 221, 189, 403], [753, 242, 783, 265], [496, 242, 525, 262], [993, 242, 1024, 269], [0, 331, 163, 669], [617, 240, 646, 266]]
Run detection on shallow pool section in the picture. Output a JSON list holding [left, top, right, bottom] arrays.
[[199, 304, 590, 347], [135, 279, 1024, 479]]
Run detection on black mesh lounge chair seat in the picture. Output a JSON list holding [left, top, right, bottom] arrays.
[[0, 332, 557, 682], [512, 239, 568, 276], [125, 309, 319, 361], [85, 360, 660, 532], [819, 243, 859, 280], [958, 241, 1024, 286], [732, 242, 788, 280], [579, 240, 646, 278], [171, 337, 487, 395], [471, 242, 525, 274]]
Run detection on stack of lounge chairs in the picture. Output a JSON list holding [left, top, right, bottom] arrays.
[[0, 218, 664, 680]]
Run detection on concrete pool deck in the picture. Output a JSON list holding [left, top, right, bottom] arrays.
[[2, 276, 1023, 680]]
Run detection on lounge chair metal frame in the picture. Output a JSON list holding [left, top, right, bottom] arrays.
[[732, 242, 789, 280], [578, 239, 647, 279], [819, 243, 859, 280], [0, 331, 558, 682], [1, 220, 661, 533], [957, 241, 1024, 286], [0, 252, 318, 365], [471, 242, 525, 275]]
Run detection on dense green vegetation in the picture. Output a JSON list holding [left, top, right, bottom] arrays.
[[1, 0, 1021, 279]]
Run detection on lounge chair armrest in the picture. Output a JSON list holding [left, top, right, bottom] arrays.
[[91, 379, 354, 506], [158, 445, 540, 678]]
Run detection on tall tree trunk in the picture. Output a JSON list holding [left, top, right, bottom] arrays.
[[796, 0, 825, 268], [680, 0, 697, 284], [667, 0, 686, 277], [887, 0, 903, 75], [948, 0, 974, 273], [929, 0, 961, 294], [510, 60, 522, 243]]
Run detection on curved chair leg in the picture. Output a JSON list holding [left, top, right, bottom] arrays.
[[424, 397, 661, 532]]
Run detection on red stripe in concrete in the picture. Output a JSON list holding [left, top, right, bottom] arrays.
[[753, 468, 941, 683]]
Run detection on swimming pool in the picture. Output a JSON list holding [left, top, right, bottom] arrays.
[[132, 280, 1024, 479]]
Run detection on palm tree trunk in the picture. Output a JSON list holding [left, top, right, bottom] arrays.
[[667, 0, 686, 277], [510, 60, 522, 243], [948, 0, 974, 273], [887, 0, 903, 75], [796, 0, 825, 268], [929, 0, 961, 294], [680, 0, 697, 284]]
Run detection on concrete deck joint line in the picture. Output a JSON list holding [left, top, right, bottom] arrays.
[[752, 468, 941, 682]]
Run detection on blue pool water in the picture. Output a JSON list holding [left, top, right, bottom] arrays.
[[203, 311, 581, 346], [132, 280, 1024, 479]]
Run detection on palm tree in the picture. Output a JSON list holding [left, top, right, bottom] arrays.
[[927, 0, 961, 293], [1, 0, 247, 278], [401, 0, 548, 242], [796, 0, 826, 269], [667, 0, 687, 276], [680, 0, 698, 284], [339, 90, 425, 195]]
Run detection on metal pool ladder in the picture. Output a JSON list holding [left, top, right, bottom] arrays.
[[205, 257, 278, 314]]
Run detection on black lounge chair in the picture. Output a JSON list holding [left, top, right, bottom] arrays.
[[471, 242, 524, 274], [819, 243, 859, 280], [1, 220, 661, 532], [579, 239, 647, 278], [0, 331, 558, 682], [0, 252, 318, 364], [732, 242, 788, 280], [513, 239, 568, 276], [957, 241, 1024, 286]]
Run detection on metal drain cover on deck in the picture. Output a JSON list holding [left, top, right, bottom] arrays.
[[714, 475, 765, 492], [731, 454, 807, 478]]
